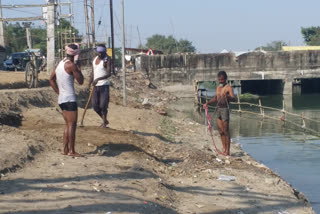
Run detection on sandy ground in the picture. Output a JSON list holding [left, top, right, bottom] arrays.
[[0, 70, 315, 214]]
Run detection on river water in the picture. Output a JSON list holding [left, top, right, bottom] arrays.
[[172, 93, 320, 213]]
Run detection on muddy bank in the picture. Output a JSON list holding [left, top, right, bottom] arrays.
[[0, 72, 316, 214]]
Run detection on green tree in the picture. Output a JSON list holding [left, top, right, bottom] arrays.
[[4, 19, 80, 55], [30, 27, 47, 53], [145, 34, 196, 54], [4, 22, 28, 53], [114, 47, 122, 67], [301, 26, 320, 45], [255, 40, 287, 51]]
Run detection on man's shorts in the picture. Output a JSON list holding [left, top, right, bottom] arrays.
[[59, 102, 77, 111], [216, 107, 229, 121]]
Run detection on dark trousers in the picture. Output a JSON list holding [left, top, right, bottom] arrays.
[[92, 85, 109, 115]]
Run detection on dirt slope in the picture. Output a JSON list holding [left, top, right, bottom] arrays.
[[0, 71, 315, 214]]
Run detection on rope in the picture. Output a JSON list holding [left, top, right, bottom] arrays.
[[204, 105, 226, 155], [230, 109, 320, 137]]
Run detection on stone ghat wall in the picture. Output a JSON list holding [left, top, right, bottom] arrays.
[[140, 51, 320, 83]]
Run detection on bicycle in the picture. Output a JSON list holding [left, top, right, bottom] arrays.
[[25, 50, 46, 89]]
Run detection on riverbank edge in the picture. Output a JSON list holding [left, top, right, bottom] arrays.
[[161, 83, 315, 211], [0, 74, 316, 213]]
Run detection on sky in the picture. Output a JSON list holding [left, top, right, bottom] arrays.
[[2, 0, 320, 53]]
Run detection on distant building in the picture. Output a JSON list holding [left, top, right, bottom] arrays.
[[125, 48, 163, 71], [282, 46, 320, 51]]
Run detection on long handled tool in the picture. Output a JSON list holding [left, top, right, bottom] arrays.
[[80, 86, 94, 127]]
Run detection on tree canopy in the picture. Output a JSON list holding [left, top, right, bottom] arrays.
[[301, 26, 320, 46], [4, 19, 80, 55], [143, 34, 196, 54], [255, 40, 287, 51]]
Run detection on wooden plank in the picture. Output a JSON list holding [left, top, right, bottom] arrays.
[[0, 3, 70, 8], [0, 16, 43, 21]]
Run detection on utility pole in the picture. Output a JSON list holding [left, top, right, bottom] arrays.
[[121, 0, 126, 106], [47, 0, 56, 75], [90, 0, 95, 48], [0, 0, 5, 48], [84, 0, 90, 48], [137, 26, 142, 48], [70, 0, 75, 42], [109, 0, 115, 75], [23, 22, 32, 49], [105, 32, 108, 47]]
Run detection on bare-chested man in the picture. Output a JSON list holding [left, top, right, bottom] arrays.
[[49, 43, 84, 157], [203, 71, 235, 156]]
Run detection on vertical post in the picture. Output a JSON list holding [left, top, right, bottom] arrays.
[[259, 99, 263, 116], [194, 80, 198, 104], [204, 107, 207, 135], [199, 90, 202, 112], [23, 22, 33, 49], [90, 0, 95, 48], [58, 31, 61, 59], [105, 32, 108, 47], [137, 26, 142, 47], [282, 100, 286, 124], [26, 27, 32, 49], [121, 0, 126, 106], [237, 89, 241, 112], [301, 112, 306, 128], [110, 0, 115, 75], [60, 32, 64, 58], [0, 0, 5, 49], [47, 1, 56, 75], [84, 0, 90, 48], [205, 90, 208, 103]]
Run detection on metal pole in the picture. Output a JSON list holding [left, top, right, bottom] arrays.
[[121, 0, 126, 106], [46, 1, 55, 75], [90, 0, 95, 48], [84, 0, 90, 48], [0, 0, 5, 48], [109, 0, 115, 75]]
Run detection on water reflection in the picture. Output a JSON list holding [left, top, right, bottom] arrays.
[[228, 94, 320, 213]]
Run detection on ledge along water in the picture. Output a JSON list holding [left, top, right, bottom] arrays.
[[173, 91, 320, 213]]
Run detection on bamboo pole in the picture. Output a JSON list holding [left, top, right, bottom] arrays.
[[195, 94, 320, 123], [205, 90, 208, 103], [237, 92, 241, 112], [199, 90, 202, 112], [259, 99, 263, 116], [231, 109, 319, 136], [302, 112, 306, 128]]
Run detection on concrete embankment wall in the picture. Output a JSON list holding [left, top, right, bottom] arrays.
[[140, 51, 320, 84]]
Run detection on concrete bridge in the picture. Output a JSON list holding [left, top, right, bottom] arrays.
[[140, 50, 320, 95]]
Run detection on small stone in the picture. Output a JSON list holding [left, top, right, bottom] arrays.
[[196, 204, 204, 208], [92, 186, 101, 192], [94, 182, 101, 187]]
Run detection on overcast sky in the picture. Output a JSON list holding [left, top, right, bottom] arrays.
[[2, 0, 320, 53]]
